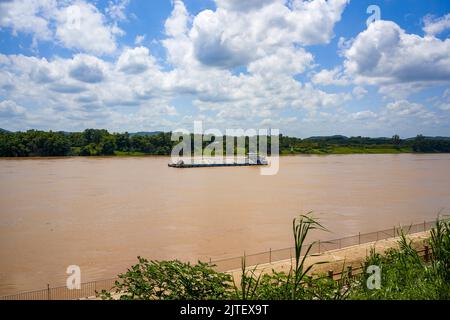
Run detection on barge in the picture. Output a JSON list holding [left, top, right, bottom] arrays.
[[168, 153, 268, 168]]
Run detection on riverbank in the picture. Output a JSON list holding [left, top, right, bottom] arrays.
[[86, 230, 431, 300], [227, 231, 431, 283], [0, 148, 424, 158]]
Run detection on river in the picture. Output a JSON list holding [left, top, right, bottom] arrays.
[[1, 154, 450, 295]]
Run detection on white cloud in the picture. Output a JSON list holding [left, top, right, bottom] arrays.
[[0, 0, 56, 43], [384, 100, 434, 119], [215, 0, 282, 12], [2, 0, 446, 137], [350, 110, 376, 121], [165, 0, 190, 38], [247, 47, 313, 77], [182, 0, 348, 69], [116, 47, 158, 74], [0, 100, 26, 118], [343, 20, 450, 86], [438, 103, 450, 111], [312, 67, 349, 86], [352, 86, 367, 99], [434, 89, 450, 111], [155, 0, 351, 128], [134, 34, 146, 45], [106, 0, 130, 21], [0, 0, 125, 55], [423, 14, 450, 36], [55, 1, 121, 55], [69, 54, 106, 83]]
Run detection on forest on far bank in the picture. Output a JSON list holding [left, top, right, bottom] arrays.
[[1, 128, 450, 157]]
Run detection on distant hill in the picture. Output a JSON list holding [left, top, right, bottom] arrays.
[[55, 130, 164, 136], [305, 135, 349, 141], [304, 135, 450, 141], [0, 128, 10, 133], [130, 131, 163, 137], [405, 136, 450, 141]]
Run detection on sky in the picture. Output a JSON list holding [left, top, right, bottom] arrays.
[[0, 0, 449, 138]]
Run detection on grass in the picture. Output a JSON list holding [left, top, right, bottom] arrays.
[[331, 146, 412, 154], [114, 151, 151, 156]]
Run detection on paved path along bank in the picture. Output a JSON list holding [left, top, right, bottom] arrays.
[[227, 231, 431, 282]]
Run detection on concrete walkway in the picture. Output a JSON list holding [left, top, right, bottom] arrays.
[[227, 231, 431, 282]]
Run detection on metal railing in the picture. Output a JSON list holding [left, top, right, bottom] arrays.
[[0, 277, 118, 301], [0, 216, 448, 300], [208, 218, 448, 272]]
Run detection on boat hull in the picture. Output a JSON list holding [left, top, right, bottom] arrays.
[[168, 162, 267, 168]]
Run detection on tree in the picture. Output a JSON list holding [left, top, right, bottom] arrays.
[[101, 136, 116, 155], [392, 134, 401, 149]]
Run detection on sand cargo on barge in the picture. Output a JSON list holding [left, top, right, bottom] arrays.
[[168, 153, 268, 168]]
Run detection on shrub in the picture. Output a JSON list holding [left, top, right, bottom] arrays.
[[100, 258, 232, 300]]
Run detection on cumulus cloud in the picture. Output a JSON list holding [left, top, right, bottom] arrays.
[[312, 67, 349, 86], [215, 0, 282, 12], [433, 89, 450, 111], [0, 0, 56, 43], [0, 100, 26, 118], [0, 1, 355, 132], [172, 0, 348, 69], [106, 0, 130, 22], [134, 34, 146, 45], [247, 47, 313, 77], [343, 20, 450, 85], [69, 55, 106, 83], [0, 47, 180, 132], [350, 110, 377, 121], [0, 0, 125, 55], [352, 86, 368, 99], [117, 47, 158, 74], [2, 0, 447, 136], [55, 1, 121, 55], [383, 100, 435, 120], [165, 0, 190, 38], [48, 83, 87, 94], [423, 14, 450, 36]]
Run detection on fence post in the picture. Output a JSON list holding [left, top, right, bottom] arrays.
[[269, 248, 272, 264], [47, 284, 50, 301], [424, 221, 426, 232], [424, 245, 430, 262], [393, 226, 396, 237], [328, 270, 333, 280], [358, 232, 361, 245], [209, 257, 212, 265], [346, 266, 353, 285]]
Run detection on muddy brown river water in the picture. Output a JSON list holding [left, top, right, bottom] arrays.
[[1, 154, 450, 295]]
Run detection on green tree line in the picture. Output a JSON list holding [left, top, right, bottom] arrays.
[[1, 129, 450, 157]]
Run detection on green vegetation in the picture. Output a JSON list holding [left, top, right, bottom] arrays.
[[0, 129, 173, 157], [100, 216, 450, 300], [350, 220, 450, 299], [1, 128, 450, 157], [100, 259, 232, 300]]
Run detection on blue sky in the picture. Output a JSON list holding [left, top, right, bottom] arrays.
[[0, 0, 449, 137]]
